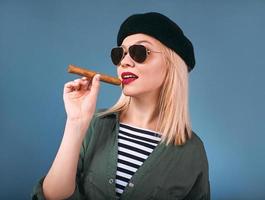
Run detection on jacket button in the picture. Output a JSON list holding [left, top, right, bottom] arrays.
[[109, 178, 114, 184], [128, 182, 134, 187]]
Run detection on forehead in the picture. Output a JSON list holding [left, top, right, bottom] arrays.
[[121, 33, 161, 47]]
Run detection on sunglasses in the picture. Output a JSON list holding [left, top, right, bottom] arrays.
[[111, 44, 161, 65]]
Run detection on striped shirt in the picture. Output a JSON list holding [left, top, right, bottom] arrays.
[[115, 123, 161, 197]]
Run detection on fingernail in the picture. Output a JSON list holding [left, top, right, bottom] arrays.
[[95, 74, 100, 81]]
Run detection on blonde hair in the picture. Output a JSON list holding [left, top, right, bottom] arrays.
[[99, 46, 192, 145]]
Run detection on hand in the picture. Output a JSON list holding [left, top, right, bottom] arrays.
[[63, 75, 100, 123]]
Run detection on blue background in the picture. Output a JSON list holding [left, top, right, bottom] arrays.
[[0, 1, 264, 199]]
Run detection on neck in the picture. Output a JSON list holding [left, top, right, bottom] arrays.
[[120, 94, 159, 131]]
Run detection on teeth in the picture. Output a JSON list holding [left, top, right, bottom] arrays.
[[123, 75, 137, 78]]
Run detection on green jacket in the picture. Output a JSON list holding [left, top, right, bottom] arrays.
[[32, 112, 210, 200]]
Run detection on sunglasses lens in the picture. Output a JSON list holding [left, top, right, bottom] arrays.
[[129, 45, 147, 63], [111, 45, 148, 65], [111, 47, 124, 65]]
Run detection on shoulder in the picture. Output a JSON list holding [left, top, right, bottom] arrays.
[[184, 131, 209, 169], [159, 131, 209, 185], [185, 131, 208, 159], [187, 131, 206, 151], [91, 109, 118, 128], [83, 109, 118, 144], [165, 131, 208, 169]]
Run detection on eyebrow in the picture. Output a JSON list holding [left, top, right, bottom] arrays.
[[135, 40, 153, 45], [121, 40, 154, 49]]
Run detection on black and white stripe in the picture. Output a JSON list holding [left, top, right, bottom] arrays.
[[115, 123, 161, 197]]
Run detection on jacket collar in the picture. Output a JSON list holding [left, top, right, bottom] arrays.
[[96, 109, 120, 121]]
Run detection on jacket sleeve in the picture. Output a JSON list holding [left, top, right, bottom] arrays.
[[31, 147, 86, 200], [183, 170, 210, 200], [31, 115, 97, 200], [31, 174, 86, 200], [184, 144, 211, 200]]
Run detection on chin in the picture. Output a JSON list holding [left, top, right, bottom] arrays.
[[122, 90, 135, 97], [122, 87, 139, 97]]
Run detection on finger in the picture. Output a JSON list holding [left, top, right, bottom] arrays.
[[79, 77, 92, 91], [73, 79, 82, 85], [86, 80, 93, 90], [75, 77, 90, 83], [64, 80, 82, 93], [64, 81, 75, 93], [80, 79, 89, 91], [67, 81, 79, 91], [64, 77, 91, 93]]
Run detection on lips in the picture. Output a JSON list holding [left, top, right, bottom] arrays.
[[121, 72, 139, 85]]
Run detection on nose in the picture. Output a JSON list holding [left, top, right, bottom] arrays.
[[119, 52, 135, 68]]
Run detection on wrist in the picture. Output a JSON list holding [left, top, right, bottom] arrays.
[[65, 118, 91, 139], [66, 115, 92, 126]]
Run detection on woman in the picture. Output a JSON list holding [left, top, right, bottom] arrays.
[[32, 12, 210, 200]]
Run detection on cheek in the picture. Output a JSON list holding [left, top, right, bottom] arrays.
[[117, 68, 122, 78], [142, 67, 166, 89], [154, 71, 166, 87], [146, 61, 166, 83]]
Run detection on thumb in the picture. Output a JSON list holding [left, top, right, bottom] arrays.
[[90, 74, 101, 97]]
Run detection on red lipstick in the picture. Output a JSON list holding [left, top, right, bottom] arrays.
[[121, 72, 138, 85]]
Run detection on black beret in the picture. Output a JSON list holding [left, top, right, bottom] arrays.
[[117, 12, 195, 72]]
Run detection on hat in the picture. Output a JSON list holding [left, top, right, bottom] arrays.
[[117, 12, 195, 72]]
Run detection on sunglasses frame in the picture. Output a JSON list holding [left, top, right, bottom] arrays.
[[111, 44, 161, 66]]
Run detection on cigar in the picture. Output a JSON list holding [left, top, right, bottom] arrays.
[[67, 64, 121, 86]]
